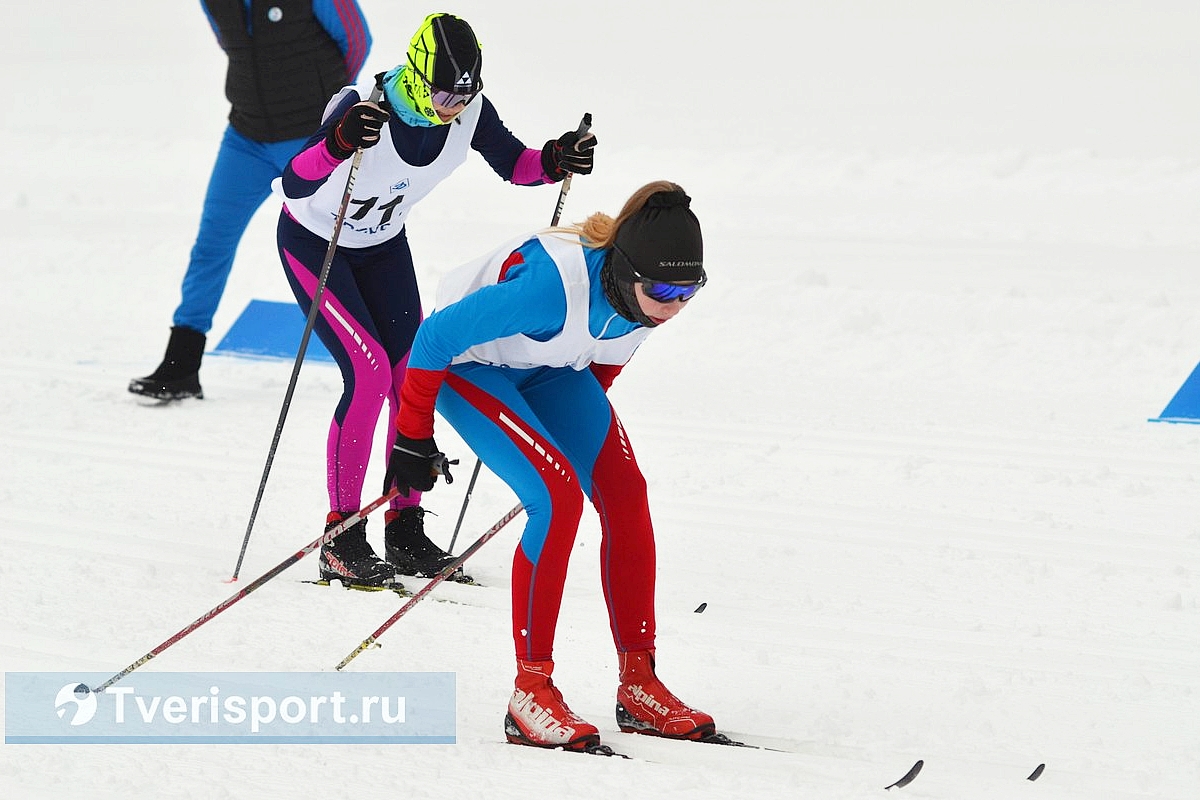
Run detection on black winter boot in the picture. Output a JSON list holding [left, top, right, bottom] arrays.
[[129, 326, 206, 401], [320, 512, 401, 589], [384, 507, 473, 583]]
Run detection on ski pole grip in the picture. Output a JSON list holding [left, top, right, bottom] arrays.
[[432, 453, 460, 485], [551, 113, 592, 227]]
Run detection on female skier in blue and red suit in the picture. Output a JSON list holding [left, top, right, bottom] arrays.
[[383, 181, 716, 751]]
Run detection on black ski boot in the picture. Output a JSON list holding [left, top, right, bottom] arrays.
[[320, 513, 401, 589], [129, 326, 206, 401], [385, 507, 473, 583]]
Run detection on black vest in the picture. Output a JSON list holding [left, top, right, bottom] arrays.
[[205, 0, 350, 142]]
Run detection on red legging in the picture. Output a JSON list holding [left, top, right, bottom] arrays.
[[438, 363, 656, 661]]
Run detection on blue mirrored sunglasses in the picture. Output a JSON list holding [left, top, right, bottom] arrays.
[[614, 245, 706, 303], [637, 275, 706, 302]]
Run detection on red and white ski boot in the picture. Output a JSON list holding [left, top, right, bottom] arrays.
[[615, 650, 715, 740], [504, 660, 600, 751]]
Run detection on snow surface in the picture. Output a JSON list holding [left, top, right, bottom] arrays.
[[3, 1, 1199, 798]]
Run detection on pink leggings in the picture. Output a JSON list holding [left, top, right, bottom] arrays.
[[277, 211, 424, 514]]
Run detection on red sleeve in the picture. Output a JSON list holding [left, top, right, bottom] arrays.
[[395, 367, 448, 439], [589, 362, 624, 392]]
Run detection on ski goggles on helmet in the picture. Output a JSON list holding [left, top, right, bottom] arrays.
[[614, 244, 707, 302]]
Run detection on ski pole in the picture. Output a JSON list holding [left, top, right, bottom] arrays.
[[335, 503, 524, 671], [81, 489, 400, 696], [229, 79, 387, 581], [446, 113, 593, 547], [446, 458, 481, 554], [551, 112, 592, 227]]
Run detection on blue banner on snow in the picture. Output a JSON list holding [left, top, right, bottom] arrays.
[[212, 299, 335, 363], [1149, 360, 1200, 424]]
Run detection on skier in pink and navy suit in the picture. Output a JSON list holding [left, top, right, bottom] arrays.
[[274, 13, 597, 590]]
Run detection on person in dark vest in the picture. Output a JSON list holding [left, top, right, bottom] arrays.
[[130, 0, 372, 402]]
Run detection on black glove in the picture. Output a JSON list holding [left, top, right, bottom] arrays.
[[540, 129, 597, 180], [325, 102, 390, 160], [383, 435, 458, 497]]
